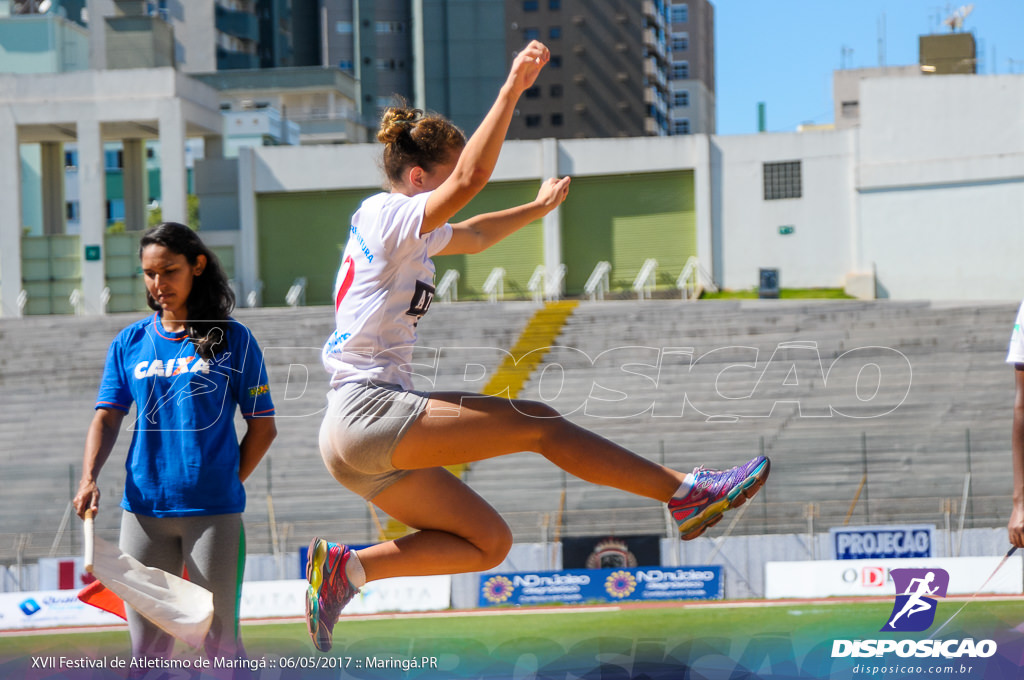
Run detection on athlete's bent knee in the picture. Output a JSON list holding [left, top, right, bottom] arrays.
[[476, 521, 513, 571]]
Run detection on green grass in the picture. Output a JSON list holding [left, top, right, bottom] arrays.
[[701, 287, 855, 300]]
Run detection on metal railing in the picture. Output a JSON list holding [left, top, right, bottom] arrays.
[[676, 256, 718, 300], [583, 261, 612, 301], [527, 265, 546, 304], [246, 280, 264, 308], [482, 267, 505, 304], [285, 277, 307, 308], [436, 269, 460, 303], [633, 258, 658, 300]]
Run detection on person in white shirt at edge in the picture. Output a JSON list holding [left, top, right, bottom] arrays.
[[303, 40, 771, 652], [1006, 301, 1024, 548]]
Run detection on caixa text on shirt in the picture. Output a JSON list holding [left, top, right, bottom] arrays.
[[133, 357, 211, 379]]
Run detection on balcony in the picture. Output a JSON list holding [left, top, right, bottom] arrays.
[[215, 5, 258, 41]]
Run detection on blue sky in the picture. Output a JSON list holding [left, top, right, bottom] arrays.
[[714, 0, 1024, 135]]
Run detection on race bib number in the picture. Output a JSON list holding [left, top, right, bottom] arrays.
[[407, 280, 436, 318]]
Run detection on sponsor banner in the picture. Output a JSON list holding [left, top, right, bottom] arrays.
[[240, 576, 451, 619], [830, 524, 935, 560], [478, 566, 723, 607], [1, 576, 452, 630], [562, 534, 661, 569], [765, 556, 1023, 599], [0, 590, 123, 630]]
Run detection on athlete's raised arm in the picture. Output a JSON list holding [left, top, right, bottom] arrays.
[[421, 41, 550, 235]]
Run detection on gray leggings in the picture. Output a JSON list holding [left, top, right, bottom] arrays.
[[119, 510, 245, 661]]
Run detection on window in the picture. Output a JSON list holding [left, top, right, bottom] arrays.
[[525, 114, 542, 127], [550, 83, 563, 97], [523, 27, 540, 41], [841, 100, 859, 118], [549, 26, 562, 39], [524, 86, 541, 99], [105, 149, 123, 170], [551, 113, 564, 126], [673, 89, 689, 107], [523, 0, 539, 10], [64, 150, 77, 169], [671, 3, 688, 23], [66, 201, 79, 221], [376, 21, 404, 33], [671, 61, 689, 79], [550, 54, 562, 67], [763, 161, 802, 200], [339, 60, 354, 72], [673, 119, 690, 134], [336, 21, 352, 33], [671, 33, 688, 51], [549, 0, 561, 8]]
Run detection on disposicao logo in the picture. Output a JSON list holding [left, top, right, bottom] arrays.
[[882, 568, 948, 632], [831, 567, 997, 660], [19, 599, 41, 616]]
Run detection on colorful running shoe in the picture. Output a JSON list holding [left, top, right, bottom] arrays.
[[305, 537, 358, 652], [669, 456, 770, 540]]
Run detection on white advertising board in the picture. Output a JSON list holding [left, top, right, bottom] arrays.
[[0, 590, 123, 630], [1, 576, 453, 631], [765, 556, 1023, 599]]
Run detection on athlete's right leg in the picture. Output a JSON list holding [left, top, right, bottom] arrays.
[[356, 466, 513, 582], [119, 511, 182, 663]]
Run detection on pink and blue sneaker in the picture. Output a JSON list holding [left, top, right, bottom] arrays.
[[305, 537, 358, 652], [669, 456, 770, 540]]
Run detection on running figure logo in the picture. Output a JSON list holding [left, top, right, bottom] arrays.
[[881, 568, 950, 632]]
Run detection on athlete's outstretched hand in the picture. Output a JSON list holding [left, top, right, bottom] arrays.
[[535, 176, 572, 213], [506, 40, 550, 96]]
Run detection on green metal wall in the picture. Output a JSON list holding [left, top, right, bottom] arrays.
[[561, 171, 696, 295], [257, 188, 376, 306], [433, 180, 544, 299], [256, 182, 544, 305], [21, 235, 80, 315]]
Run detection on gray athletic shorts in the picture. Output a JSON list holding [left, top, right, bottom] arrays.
[[318, 381, 430, 500]]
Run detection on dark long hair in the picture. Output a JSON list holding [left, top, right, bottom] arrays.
[[139, 222, 234, 360]]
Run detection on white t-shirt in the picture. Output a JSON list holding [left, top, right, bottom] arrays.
[[322, 191, 453, 389], [1007, 301, 1024, 365]]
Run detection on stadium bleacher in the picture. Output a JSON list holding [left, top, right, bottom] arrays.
[[0, 298, 1017, 561]]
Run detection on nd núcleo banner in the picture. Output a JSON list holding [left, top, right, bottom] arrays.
[[478, 566, 722, 607]]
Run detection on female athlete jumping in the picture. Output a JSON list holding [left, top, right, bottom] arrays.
[[305, 41, 769, 652]]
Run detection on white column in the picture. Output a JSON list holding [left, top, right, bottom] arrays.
[[122, 139, 148, 232], [78, 118, 107, 315], [0, 110, 23, 317], [158, 101, 187, 225], [693, 133, 714, 281], [40, 141, 65, 236], [237, 146, 259, 305], [540, 137, 562, 298]]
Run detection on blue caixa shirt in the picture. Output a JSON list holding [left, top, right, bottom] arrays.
[[97, 314, 275, 517]]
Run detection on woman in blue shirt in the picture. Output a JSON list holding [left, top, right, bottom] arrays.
[[73, 222, 276, 665]]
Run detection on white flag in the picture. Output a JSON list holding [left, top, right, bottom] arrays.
[[84, 514, 214, 648]]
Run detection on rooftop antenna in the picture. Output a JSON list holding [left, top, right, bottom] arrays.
[[840, 45, 854, 70], [877, 12, 887, 67], [942, 4, 974, 32]]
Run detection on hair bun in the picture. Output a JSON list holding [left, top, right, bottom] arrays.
[[377, 106, 422, 144]]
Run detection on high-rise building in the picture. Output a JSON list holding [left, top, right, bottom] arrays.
[[503, 0, 713, 139], [87, 0, 303, 72], [322, 0, 412, 122], [667, 0, 714, 135]]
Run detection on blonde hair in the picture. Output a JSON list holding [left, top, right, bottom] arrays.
[[377, 105, 465, 186]]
